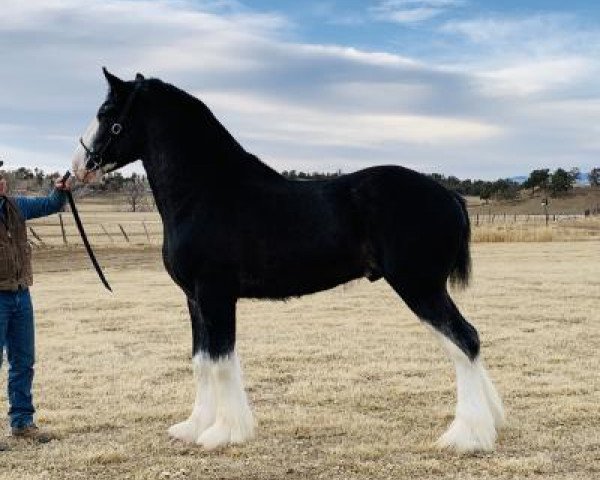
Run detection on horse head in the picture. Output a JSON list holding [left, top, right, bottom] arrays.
[[72, 68, 147, 182]]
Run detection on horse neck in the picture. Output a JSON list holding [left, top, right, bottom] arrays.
[[139, 100, 255, 224]]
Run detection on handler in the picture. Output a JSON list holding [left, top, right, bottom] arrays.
[[0, 161, 70, 450]]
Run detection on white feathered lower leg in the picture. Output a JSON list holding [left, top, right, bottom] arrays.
[[197, 351, 255, 449], [435, 334, 502, 452], [168, 354, 216, 443]]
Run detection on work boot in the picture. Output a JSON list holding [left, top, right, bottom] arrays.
[[11, 424, 56, 444]]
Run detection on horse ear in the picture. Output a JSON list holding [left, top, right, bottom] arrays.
[[135, 73, 145, 81], [102, 67, 126, 93]]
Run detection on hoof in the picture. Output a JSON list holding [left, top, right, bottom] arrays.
[[197, 419, 255, 450], [436, 417, 497, 453], [168, 419, 202, 444]]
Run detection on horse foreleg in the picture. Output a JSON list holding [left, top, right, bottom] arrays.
[[197, 351, 255, 449], [181, 286, 254, 449], [168, 353, 217, 443], [168, 300, 217, 443]]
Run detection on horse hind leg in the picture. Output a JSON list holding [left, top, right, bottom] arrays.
[[394, 285, 504, 452], [433, 330, 505, 452]]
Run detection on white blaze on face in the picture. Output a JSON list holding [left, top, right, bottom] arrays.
[[72, 117, 102, 182]]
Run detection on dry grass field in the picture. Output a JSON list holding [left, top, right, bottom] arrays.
[[0, 240, 598, 479], [472, 216, 600, 242]]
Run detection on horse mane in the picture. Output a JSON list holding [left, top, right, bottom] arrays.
[[147, 79, 285, 183]]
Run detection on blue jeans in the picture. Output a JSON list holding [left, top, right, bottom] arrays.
[[0, 288, 35, 429]]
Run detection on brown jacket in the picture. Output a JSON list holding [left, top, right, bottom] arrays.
[[0, 196, 33, 290]]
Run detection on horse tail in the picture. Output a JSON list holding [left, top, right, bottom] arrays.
[[449, 191, 471, 289]]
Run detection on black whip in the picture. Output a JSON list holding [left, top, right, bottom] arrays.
[[60, 171, 112, 292]]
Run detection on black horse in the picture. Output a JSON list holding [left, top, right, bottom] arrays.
[[73, 69, 504, 452]]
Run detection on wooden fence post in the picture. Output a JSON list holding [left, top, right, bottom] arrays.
[[118, 224, 130, 242], [100, 224, 114, 242], [28, 226, 46, 247], [142, 221, 151, 243], [58, 213, 67, 244]]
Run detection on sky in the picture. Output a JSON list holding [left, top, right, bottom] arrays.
[[1, 0, 600, 180]]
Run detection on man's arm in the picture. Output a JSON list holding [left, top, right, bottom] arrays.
[[14, 189, 68, 221]]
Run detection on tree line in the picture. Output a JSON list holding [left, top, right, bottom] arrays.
[[427, 167, 599, 200], [281, 170, 344, 180], [2, 168, 152, 212], [282, 167, 599, 201]]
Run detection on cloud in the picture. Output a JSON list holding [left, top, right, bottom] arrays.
[[441, 13, 579, 46], [439, 13, 600, 98], [202, 89, 500, 148], [0, 1, 599, 179], [1, 0, 499, 172], [476, 57, 594, 97], [370, 0, 465, 24]]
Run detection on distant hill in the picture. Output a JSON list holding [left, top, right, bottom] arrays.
[[575, 172, 591, 185], [508, 175, 527, 184], [467, 186, 600, 215]]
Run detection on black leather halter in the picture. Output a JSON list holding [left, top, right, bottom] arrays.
[[79, 79, 142, 172]]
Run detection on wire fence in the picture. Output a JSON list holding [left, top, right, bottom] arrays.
[[27, 212, 163, 248], [24, 209, 598, 249], [470, 213, 589, 226]]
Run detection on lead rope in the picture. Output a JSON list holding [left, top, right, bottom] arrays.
[[61, 171, 112, 292]]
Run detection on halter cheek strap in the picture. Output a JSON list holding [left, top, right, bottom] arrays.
[[80, 79, 143, 172]]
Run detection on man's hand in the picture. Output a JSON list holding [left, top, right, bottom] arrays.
[[55, 175, 72, 191]]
